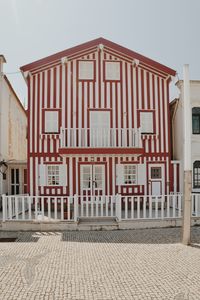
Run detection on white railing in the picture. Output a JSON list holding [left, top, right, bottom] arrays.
[[77, 195, 117, 218], [2, 195, 75, 222], [1, 193, 185, 222], [60, 127, 142, 148], [120, 194, 183, 220]]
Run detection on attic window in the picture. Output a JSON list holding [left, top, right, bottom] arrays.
[[79, 61, 94, 80], [104, 61, 121, 81]]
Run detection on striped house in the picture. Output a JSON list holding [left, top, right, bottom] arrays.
[[20, 38, 178, 199]]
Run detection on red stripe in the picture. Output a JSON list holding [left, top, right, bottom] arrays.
[[146, 72, 150, 109], [32, 76, 35, 153], [157, 77, 161, 153], [162, 79, 166, 153], [71, 61, 73, 127], [47, 70, 51, 108], [65, 64, 67, 128], [141, 69, 144, 109], [125, 63, 129, 128], [37, 73, 40, 153], [130, 65, 134, 128], [82, 83, 84, 128]]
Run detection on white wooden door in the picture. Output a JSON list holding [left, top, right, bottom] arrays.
[[80, 164, 105, 195], [90, 111, 110, 146], [148, 164, 164, 195]]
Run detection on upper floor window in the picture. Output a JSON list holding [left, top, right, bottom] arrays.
[[192, 107, 200, 134], [78, 61, 94, 81], [104, 61, 121, 81], [44, 110, 59, 133], [140, 111, 154, 134], [193, 161, 200, 188]]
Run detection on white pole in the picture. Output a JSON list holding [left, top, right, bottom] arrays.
[[182, 64, 192, 245]]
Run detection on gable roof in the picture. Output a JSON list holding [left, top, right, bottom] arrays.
[[20, 37, 176, 76]]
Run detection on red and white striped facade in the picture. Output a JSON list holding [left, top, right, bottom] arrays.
[[21, 38, 177, 197]]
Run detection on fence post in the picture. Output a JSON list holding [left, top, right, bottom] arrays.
[[116, 194, 121, 221], [2, 194, 6, 222], [74, 194, 78, 222]]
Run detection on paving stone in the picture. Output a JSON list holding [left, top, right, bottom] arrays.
[[0, 228, 200, 299]]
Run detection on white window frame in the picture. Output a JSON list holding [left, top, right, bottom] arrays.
[[140, 111, 154, 134], [123, 164, 137, 185], [105, 61, 120, 81], [79, 61, 94, 80], [44, 110, 59, 133], [47, 165, 60, 186]]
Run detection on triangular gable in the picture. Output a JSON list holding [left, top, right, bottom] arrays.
[[20, 37, 176, 77]]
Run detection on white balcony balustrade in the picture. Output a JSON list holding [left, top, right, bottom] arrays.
[[60, 128, 142, 148]]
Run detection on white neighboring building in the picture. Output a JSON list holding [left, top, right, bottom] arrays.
[[171, 80, 200, 193], [0, 55, 27, 199]]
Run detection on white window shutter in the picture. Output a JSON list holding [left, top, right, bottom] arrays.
[[39, 165, 46, 186], [45, 111, 59, 133], [116, 164, 124, 185], [59, 165, 67, 186], [137, 164, 146, 185], [140, 112, 153, 133]]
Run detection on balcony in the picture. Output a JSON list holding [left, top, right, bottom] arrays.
[[59, 128, 143, 155]]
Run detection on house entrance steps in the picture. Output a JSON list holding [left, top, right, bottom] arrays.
[[77, 216, 119, 230]]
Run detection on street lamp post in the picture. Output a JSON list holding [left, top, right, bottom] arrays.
[[182, 64, 192, 245]]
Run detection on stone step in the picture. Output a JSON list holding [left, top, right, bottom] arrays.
[[78, 217, 117, 225]]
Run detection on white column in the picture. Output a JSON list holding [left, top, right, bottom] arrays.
[[182, 64, 192, 245]]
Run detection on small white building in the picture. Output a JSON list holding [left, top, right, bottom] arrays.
[[171, 80, 200, 193], [0, 55, 27, 199]]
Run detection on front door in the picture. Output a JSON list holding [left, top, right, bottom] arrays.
[[148, 164, 164, 195], [80, 164, 105, 195]]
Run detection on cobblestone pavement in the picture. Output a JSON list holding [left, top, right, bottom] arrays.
[[1, 228, 200, 300]]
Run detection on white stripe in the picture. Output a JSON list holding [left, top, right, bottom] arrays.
[[149, 72, 153, 110], [50, 68, 54, 108], [69, 156, 73, 195], [138, 68, 142, 110], [95, 52, 99, 108], [112, 83, 116, 130], [107, 83, 110, 108], [56, 66, 60, 108], [30, 157, 33, 195], [67, 63, 71, 130], [164, 80, 168, 152], [30, 76, 33, 152], [76, 157, 78, 194], [144, 71, 147, 109], [117, 83, 121, 129], [73, 61, 76, 128], [34, 74, 38, 152], [122, 62, 126, 128], [101, 52, 104, 108], [127, 64, 132, 130], [84, 82, 87, 129], [112, 156, 115, 195], [107, 157, 110, 195], [78, 82, 82, 133], [133, 67, 137, 129], [35, 157, 38, 196], [89, 82, 93, 109], [154, 75, 159, 152], [39, 72, 42, 153], [159, 78, 164, 152], [44, 70, 47, 108]]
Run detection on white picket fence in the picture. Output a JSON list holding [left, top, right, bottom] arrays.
[[1, 193, 187, 222]]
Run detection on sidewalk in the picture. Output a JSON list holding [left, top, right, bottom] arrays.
[[0, 228, 200, 299]]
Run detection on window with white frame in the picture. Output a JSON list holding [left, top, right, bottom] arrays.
[[193, 161, 200, 188], [140, 111, 154, 133], [105, 61, 120, 81], [44, 110, 59, 133], [79, 61, 94, 80], [47, 165, 60, 186], [124, 165, 137, 184]]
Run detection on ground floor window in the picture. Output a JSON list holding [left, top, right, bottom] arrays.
[[124, 165, 137, 185], [193, 161, 200, 188], [47, 165, 60, 186]]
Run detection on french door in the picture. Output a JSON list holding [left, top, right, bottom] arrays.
[[80, 164, 105, 195]]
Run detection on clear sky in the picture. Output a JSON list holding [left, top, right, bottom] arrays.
[[1, 0, 200, 106]]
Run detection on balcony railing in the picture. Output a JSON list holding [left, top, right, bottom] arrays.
[[60, 128, 142, 148]]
